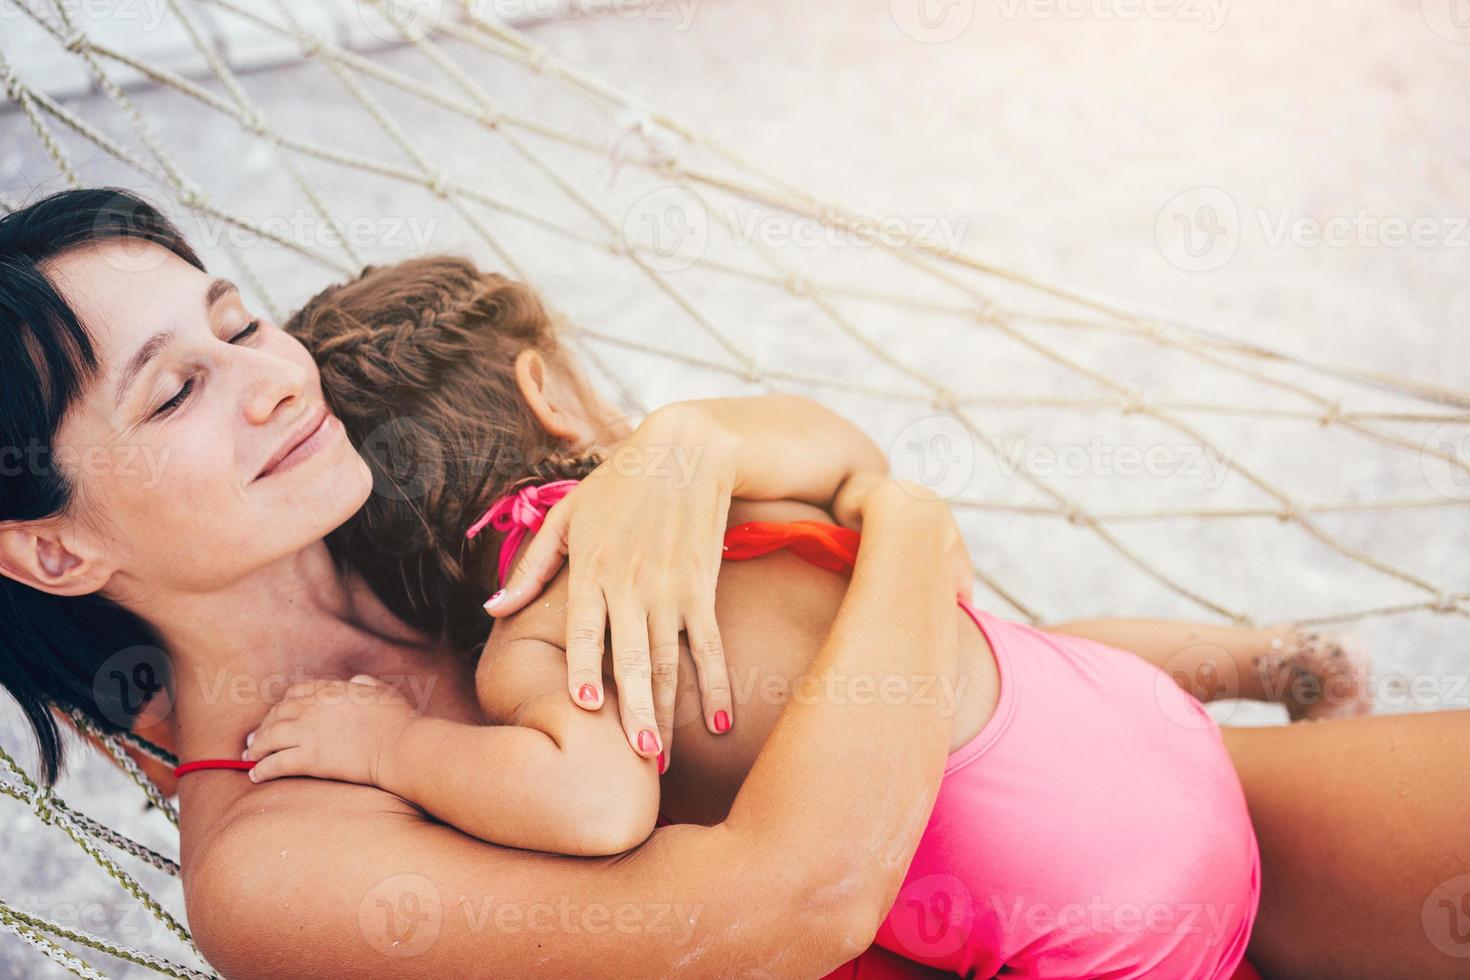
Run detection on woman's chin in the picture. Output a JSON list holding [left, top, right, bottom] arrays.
[[258, 443, 375, 539]]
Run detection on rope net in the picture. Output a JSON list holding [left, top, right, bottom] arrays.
[[1, 0, 1467, 975]]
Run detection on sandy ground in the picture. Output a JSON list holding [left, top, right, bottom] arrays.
[[1, 0, 1468, 975]]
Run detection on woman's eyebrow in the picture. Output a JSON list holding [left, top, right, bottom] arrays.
[[205, 277, 238, 309], [113, 328, 175, 409], [112, 277, 238, 409]]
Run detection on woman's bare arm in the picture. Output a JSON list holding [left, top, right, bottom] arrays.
[[188, 479, 963, 979]]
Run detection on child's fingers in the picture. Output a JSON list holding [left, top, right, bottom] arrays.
[[483, 502, 571, 617], [244, 720, 300, 762], [564, 570, 607, 711], [832, 471, 888, 530], [252, 702, 301, 736], [248, 748, 307, 783]]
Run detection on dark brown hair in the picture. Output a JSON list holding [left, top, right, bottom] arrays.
[[287, 257, 607, 655], [0, 187, 199, 784]]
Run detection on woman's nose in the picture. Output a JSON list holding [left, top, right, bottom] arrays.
[[241, 356, 309, 425]]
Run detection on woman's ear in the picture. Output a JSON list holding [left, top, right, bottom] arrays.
[[513, 348, 597, 448], [0, 522, 114, 597]]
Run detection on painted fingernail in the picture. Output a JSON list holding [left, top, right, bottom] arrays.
[[246, 731, 255, 748], [241, 749, 249, 761], [657, 751, 668, 775], [637, 729, 658, 754], [577, 683, 599, 706], [483, 589, 506, 613], [713, 710, 730, 733]]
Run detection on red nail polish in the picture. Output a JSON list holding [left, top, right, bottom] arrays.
[[713, 710, 730, 733], [657, 751, 667, 775], [577, 683, 599, 705], [637, 729, 657, 754]]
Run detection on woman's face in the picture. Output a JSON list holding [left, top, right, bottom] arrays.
[[47, 240, 373, 595]]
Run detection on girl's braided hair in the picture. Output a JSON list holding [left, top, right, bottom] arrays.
[[286, 256, 607, 655]]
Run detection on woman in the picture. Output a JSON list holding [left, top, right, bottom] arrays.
[[0, 188, 965, 978], [1, 188, 1465, 979], [230, 256, 1263, 978]]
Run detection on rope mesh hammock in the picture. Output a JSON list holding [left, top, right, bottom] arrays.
[[1, 0, 1467, 975]]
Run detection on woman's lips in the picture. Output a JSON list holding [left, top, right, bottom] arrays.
[[257, 411, 339, 480]]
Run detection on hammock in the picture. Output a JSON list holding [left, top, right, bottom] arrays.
[[1, 1, 1467, 975]]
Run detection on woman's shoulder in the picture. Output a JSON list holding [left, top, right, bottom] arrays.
[[183, 774, 424, 866], [177, 775, 567, 979]]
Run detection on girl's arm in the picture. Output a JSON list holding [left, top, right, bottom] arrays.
[[197, 478, 966, 979], [243, 657, 657, 857], [391, 641, 657, 855], [482, 394, 890, 769]]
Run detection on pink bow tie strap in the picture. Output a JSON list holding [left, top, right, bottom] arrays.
[[465, 478, 580, 588]]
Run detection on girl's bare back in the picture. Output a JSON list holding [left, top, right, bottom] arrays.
[[484, 496, 999, 825]]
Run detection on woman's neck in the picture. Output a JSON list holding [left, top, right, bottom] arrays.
[[136, 540, 462, 762]]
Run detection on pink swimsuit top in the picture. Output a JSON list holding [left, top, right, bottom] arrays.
[[172, 479, 863, 778]]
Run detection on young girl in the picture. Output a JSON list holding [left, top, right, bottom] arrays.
[[222, 257, 1367, 978]]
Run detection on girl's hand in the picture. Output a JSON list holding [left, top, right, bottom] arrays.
[[836, 472, 976, 602], [483, 407, 737, 769], [243, 676, 416, 786]]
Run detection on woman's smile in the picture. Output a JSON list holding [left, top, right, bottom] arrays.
[[254, 407, 342, 481]]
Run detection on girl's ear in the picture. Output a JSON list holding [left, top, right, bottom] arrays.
[[0, 521, 114, 597], [513, 348, 597, 448]]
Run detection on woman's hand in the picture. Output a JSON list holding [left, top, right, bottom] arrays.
[[242, 676, 416, 786], [484, 406, 738, 769]]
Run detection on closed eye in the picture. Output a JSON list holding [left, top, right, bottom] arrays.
[[149, 320, 261, 420], [152, 377, 195, 418]]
